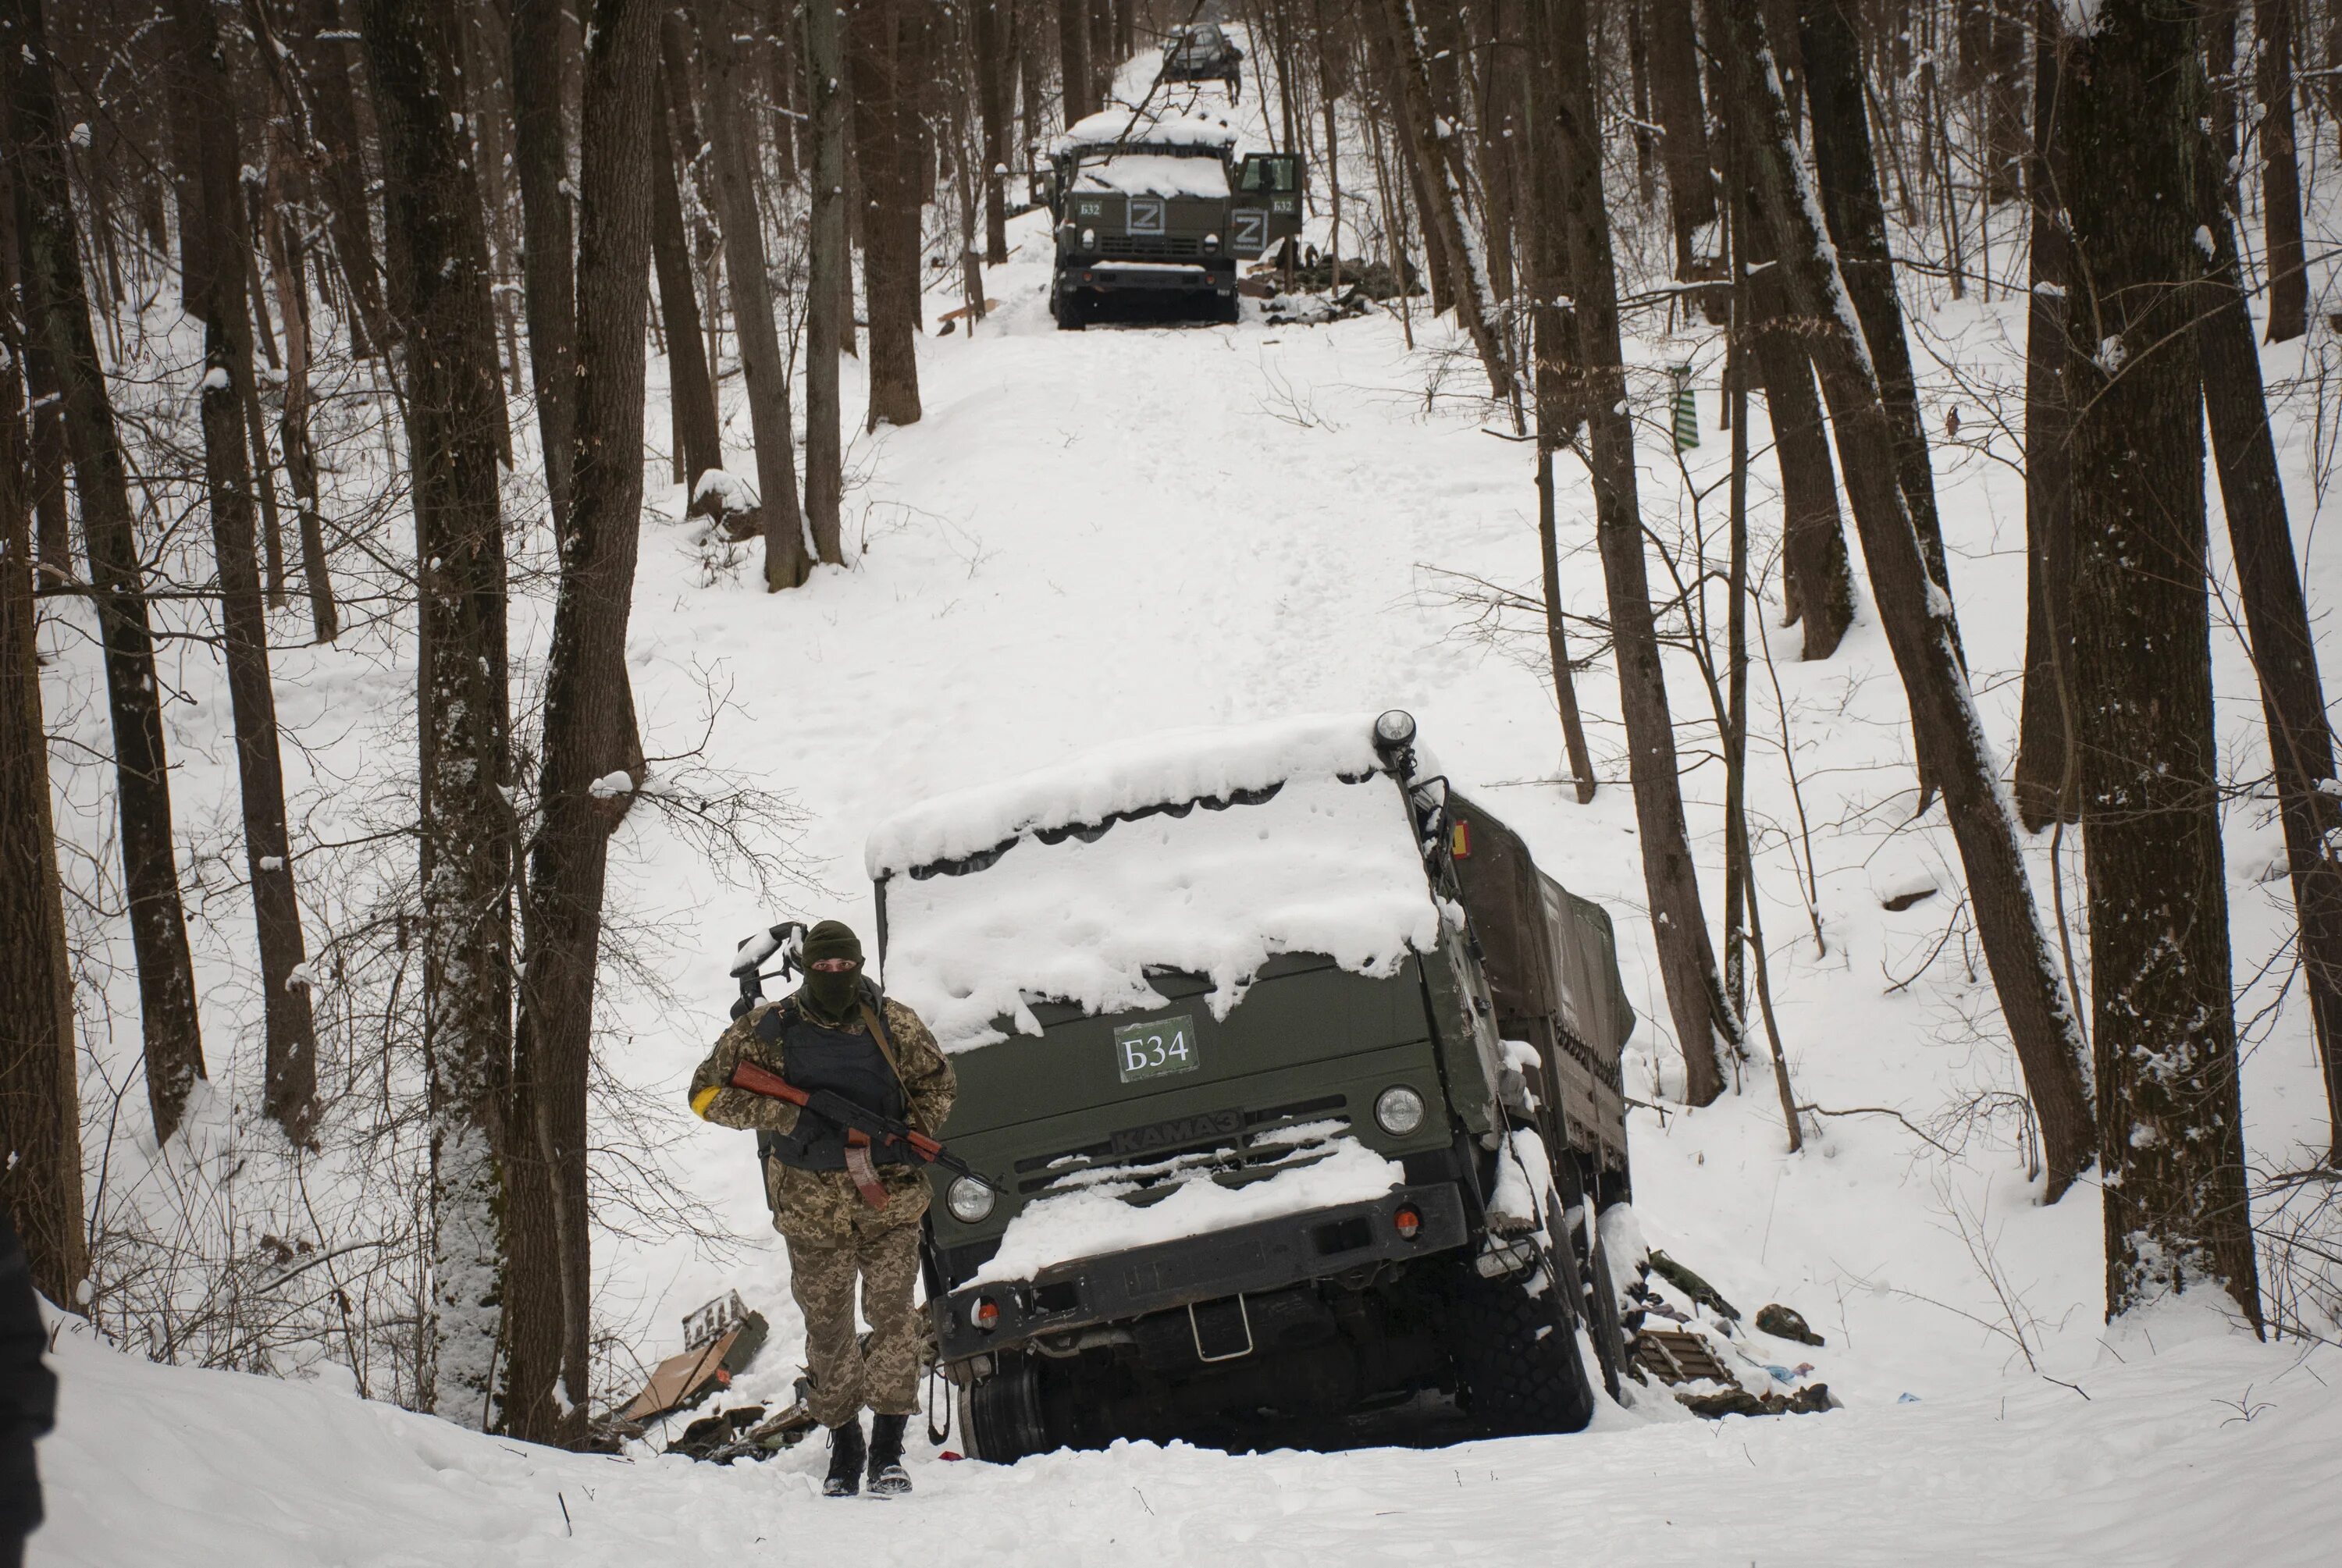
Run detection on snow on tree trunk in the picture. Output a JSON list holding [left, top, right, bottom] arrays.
[[804, 0, 849, 549], [2194, 126, 2342, 1171], [2063, 0, 2261, 1326], [1375, 0, 1518, 416], [172, 0, 322, 1144], [705, 0, 815, 581], [5, 0, 208, 1147], [358, 0, 519, 1426], [1714, 0, 2098, 1199], [0, 314, 88, 1308], [1536, 0, 1739, 1107]]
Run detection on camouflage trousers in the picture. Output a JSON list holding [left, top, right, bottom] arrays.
[[785, 1217, 924, 1428]]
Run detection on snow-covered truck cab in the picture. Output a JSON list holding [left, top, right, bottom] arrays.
[[1043, 111, 1301, 329], [869, 713, 1637, 1458]]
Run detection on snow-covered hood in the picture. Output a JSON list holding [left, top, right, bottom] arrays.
[[868, 714, 1444, 1049], [1051, 108, 1240, 157]]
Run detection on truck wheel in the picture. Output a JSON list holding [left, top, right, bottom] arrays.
[[1052, 289, 1087, 331], [959, 1352, 1054, 1461], [1213, 293, 1241, 326], [1442, 1245, 1598, 1437]]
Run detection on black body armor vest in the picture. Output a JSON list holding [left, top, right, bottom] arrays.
[[754, 995, 908, 1172]]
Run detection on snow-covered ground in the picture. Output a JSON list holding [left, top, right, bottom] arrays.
[[34, 42, 2342, 1567], [39, 1302, 2342, 1566]]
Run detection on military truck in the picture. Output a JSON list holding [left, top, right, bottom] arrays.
[[1043, 109, 1303, 329], [1156, 22, 1244, 96], [866, 713, 1637, 1458]]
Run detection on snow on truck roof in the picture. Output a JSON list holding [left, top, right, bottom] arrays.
[[1051, 108, 1240, 157], [867, 715, 1445, 1051]]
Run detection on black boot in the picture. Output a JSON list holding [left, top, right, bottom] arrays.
[[866, 1412, 911, 1497], [821, 1419, 865, 1498]]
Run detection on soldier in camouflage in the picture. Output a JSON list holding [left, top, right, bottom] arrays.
[[690, 919, 955, 1498]]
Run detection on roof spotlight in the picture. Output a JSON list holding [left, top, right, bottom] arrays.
[[1372, 709, 1418, 752]]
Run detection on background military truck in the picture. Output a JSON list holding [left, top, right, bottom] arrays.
[[867, 713, 1638, 1459], [1155, 22, 1244, 95], [1043, 109, 1302, 329]]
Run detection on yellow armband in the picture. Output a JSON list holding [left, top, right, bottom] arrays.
[[689, 1084, 722, 1119]]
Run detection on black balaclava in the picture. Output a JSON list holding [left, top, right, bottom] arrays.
[[800, 919, 864, 1022]]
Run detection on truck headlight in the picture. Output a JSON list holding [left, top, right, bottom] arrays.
[[1081, 226, 1096, 249], [947, 1175, 995, 1223], [1375, 1085, 1427, 1136], [1204, 233, 1220, 251]]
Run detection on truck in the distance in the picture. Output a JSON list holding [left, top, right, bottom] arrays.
[[1042, 109, 1302, 328]]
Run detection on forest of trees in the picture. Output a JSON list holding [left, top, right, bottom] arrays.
[[2, 0, 2337, 1442]]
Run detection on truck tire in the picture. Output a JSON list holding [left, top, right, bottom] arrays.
[[1212, 292, 1240, 326], [1052, 288, 1087, 330], [959, 1352, 1054, 1461], [1442, 1246, 1597, 1438]]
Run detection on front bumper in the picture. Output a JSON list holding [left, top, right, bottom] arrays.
[[1060, 259, 1235, 294], [933, 1181, 1468, 1363]]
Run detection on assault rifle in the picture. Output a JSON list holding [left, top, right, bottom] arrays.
[[725, 1058, 1001, 1193]]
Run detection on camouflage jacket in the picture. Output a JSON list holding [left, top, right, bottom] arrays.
[[689, 989, 956, 1242]]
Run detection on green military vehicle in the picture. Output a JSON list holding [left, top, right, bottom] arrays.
[[1155, 22, 1244, 96], [865, 713, 1637, 1458], [1043, 109, 1303, 329]]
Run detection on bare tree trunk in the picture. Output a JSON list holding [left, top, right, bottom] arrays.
[[1087, 0, 1114, 105], [1376, 0, 1518, 413], [19, 328, 67, 580], [805, 0, 848, 546], [975, 0, 1012, 264], [1799, 0, 1952, 605], [1314, 0, 1345, 290], [0, 299, 87, 1309], [1517, 0, 1594, 802], [172, 0, 322, 1145], [2208, 0, 2239, 207], [2194, 124, 2342, 1168], [2258, 0, 2308, 343], [1717, 0, 2097, 1198], [704, 0, 816, 579], [6, 0, 208, 1146], [1539, 0, 1737, 1105], [657, 5, 728, 394], [260, 143, 337, 643], [2063, 0, 2259, 1324], [509, 0, 576, 527], [296, 0, 394, 355], [511, 0, 658, 1449], [1627, 0, 1658, 206], [1058, 0, 1094, 122], [359, 0, 518, 1428], [852, 0, 927, 429], [2015, 2, 2077, 832], [1731, 145, 1853, 659], [1361, 0, 1453, 313], [651, 73, 724, 493], [1645, 0, 1715, 275]]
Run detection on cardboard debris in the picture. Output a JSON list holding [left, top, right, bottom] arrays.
[[621, 1297, 768, 1424]]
